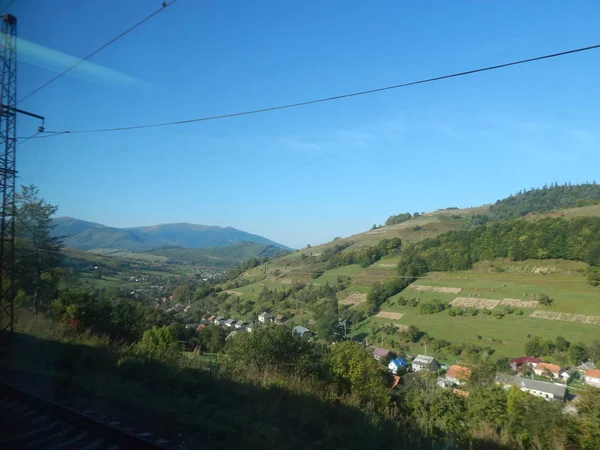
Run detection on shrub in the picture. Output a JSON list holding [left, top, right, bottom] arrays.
[[419, 300, 447, 315], [538, 293, 553, 306], [407, 298, 419, 307], [494, 312, 504, 320], [133, 325, 181, 363]]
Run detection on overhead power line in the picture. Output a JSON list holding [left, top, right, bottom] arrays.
[[29, 42, 600, 137], [17, 0, 177, 105]]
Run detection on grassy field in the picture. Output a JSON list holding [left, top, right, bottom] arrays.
[[358, 259, 600, 360]]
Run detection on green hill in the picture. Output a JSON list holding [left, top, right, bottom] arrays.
[[52, 217, 291, 251], [200, 184, 600, 366], [144, 242, 288, 266]]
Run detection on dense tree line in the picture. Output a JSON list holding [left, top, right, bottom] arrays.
[[48, 290, 168, 341], [385, 212, 412, 226], [524, 335, 600, 366], [489, 182, 600, 220], [326, 238, 402, 269], [397, 217, 600, 277]]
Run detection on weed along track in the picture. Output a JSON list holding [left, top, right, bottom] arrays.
[[0, 380, 166, 449]]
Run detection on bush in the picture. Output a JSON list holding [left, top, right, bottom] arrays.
[[493, 312, 504, 320], [419, 300, 447, 315], [467, 307, 478, 316], [482, 309, 492, 316], [134, 325, 181, 363], [538, 293, 553, 306]]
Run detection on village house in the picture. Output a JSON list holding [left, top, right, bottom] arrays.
[[534, 362, 561, 379], [234, 320, 246, 329], [274, 314, 288, 325], [246, 323, 255, 333], [445, 365, 472, 386], [225, 319, 235, 328], [185, 323, 199, 330], [207, 315, 216, 322], [584, 368, 600, 388], [509, 356, 541, 373], [412, 355, 439, 372], [388, 358, 408, 375], [578, 361, 597, 372], [225, 330, 238, 341], [496, 374, 566, 401], [258, 312, 274, 323], [293, 326, 313, 339], [214, 316, 224, 325], [372, 347, 392, 362]]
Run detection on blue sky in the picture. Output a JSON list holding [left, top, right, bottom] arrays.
[[13, 0, 600, 249]]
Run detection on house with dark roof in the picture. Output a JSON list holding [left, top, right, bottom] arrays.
[[388, 358, 408, 374], [445, 365, 472, 386], [274, 314, 287, 324], [510, 356, 541, 373], [372, 347, 392, 362], [496, 374, 566, 401]]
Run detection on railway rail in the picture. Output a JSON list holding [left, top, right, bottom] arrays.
[[0, 380, 167, 449]]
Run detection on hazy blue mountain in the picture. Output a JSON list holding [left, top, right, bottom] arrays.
[[52, 217, 291, 251]]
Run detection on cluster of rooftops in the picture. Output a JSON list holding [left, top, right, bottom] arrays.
[[370, 348, 598, 402]]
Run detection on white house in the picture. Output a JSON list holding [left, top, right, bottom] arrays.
[[496, 374, 566, 401], [584, 368, 600, 388], [412, 355, 439, 372], [235, 320, 246, 329], [258, 312, 274, 323], [388, 358, 408, 374]]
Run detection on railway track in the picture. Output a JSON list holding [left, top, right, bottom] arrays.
[[0, 380, 167, 449]]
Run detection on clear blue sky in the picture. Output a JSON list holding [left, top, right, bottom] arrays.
[[12, 0, 600, 249]]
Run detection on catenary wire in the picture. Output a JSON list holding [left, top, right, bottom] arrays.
[[17, 0, 178, 104], [26, 42, 600, 137]]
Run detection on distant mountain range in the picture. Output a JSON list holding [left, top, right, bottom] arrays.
[[52, 217, 292, 251]]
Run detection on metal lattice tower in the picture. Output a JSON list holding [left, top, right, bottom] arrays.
[[0, 13, 17, 338]]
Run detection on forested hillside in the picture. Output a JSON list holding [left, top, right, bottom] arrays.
[[397, 216, 600, 276], [489, 182, 600, 220], [145, 243, 288, 266], [52, 217, 291, 251]]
